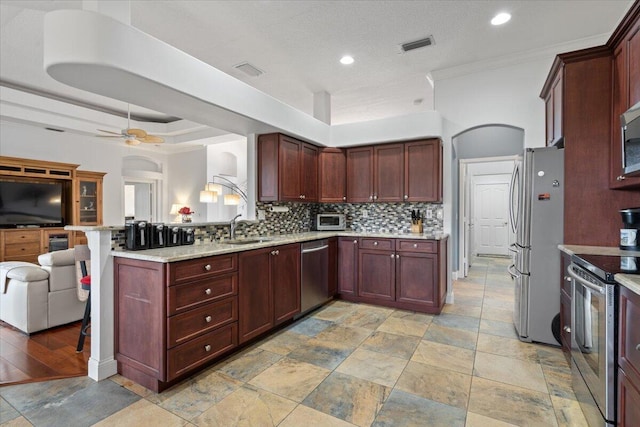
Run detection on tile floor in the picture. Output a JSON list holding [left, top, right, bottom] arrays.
[[0, 257, 588, 427]]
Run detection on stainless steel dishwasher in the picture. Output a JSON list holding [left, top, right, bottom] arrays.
[[299, 239, 329, 317]]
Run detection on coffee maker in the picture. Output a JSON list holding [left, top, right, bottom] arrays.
[[620, 208, 640, 251], [125, 221, 150, 250]]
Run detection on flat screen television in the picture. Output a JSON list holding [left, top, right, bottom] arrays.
[[0, 180, 64, 227]]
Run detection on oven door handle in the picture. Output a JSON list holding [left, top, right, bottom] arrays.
[[568, 264, 605, 295]]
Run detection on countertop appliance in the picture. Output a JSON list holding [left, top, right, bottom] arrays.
[[621, 101, 640, 176], [316, 213, 346, 231], [166, 226, 182, 247], [125, 221, 149, 250], [567, 254, 638, 427], [298, 239, 329, 317], [508, 146, 564, 345], [149, 223, 165, 249], [620, 208, 640, 251]]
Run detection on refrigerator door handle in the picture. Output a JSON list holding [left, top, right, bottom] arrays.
[[509, 163, 519, 234], [508, 264, 519, 279], [508, 243, 520, 253]]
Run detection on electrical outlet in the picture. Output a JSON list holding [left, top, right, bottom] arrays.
[[362, 210, 369, 218], [257, 209, 266, 220], [426, 210, 433, 219]]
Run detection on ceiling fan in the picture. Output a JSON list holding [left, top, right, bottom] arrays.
[[96, 105, 165, 146]]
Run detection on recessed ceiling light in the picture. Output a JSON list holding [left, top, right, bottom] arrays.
[[491, 12, 511, 26], [340, 55, 354, 65]]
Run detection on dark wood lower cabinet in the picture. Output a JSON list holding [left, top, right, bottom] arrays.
[[619, 367, 640, 427], [238, 243, 300, 344], [619, 285, 640, 426], [396, 252, 438, 308], [338, 237, 358, 296], [358, 249, 395, 301], [328, 237, 338, 297]]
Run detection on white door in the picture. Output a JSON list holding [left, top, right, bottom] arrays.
[[473, 176, 510, 256]]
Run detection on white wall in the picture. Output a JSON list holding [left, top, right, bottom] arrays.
[[0, 120, 172, 225], [206, 139, 248, 222], [166, 147, 208, 223]]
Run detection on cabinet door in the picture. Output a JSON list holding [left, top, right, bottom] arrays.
[[338, 238, 358, 295], [75, 172, 104, 226], [328, 238, 338, 297], [628, 23, 640, 107], [619, 286, 640, 384], [238, 248, 273, 344], [346, 147, 373, 202], [404, 139, 442, 202], [358, 249, 395, 301], [258, 133, 279, 201], [319, 148, 346, 202], [374, 143, 404, 202], [395, 252, 437, 307], [279, 136, 302, 201], [272, 244, 300, 325], [545, 95, 554, 145], [301, 143, 319, 202], [552, 73, 563, 143], [618, 368, 640, 427]]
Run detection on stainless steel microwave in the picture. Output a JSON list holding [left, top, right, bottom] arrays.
[[621, 101, 640, 176], [316, 213, 346, 231]]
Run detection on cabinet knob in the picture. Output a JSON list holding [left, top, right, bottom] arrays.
[[204, 264, 212, 271], [353, 240, 358, 245], [204, 344, 212, 352], [396, 254, 400, 259], [205, 288, 212, 295], [404, 195, 408, 200], [205, 316, 212, 323], [636, 344, 640, 351], [564, 276, 571, 282], [299, 195, 304, 199], [563, 326, 571, 333], [271, 250, 279, 255], [373, 241, 378, 246], [373, 195, 377, 200], [413, 243, 418, 248], [617, 175, 626, 181], [343, 196, 346, 201], [369, 195, 373, 200], [390, 254, 394, 258]]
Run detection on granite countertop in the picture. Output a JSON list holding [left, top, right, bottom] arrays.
[[558, 244, 640, 257], [615, 274, 640, 296], [112, 231, 449, 263]]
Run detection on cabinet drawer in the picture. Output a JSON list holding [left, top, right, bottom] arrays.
[[169, 254, 237, 285], [396, 240, 437, 253], [360, 238, 394, 251], [4, 242, 41, 256], [4, 230, 40, 244], [168, 273, 237, 315], [168, 297, 238, 347], [167, 322, 237, 380], [620, 287, 640, 383]]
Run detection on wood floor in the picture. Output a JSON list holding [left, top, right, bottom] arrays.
[[0, 320, 89, 386]]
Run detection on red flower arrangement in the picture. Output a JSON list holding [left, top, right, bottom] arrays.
[[178, 206, 193, 215]]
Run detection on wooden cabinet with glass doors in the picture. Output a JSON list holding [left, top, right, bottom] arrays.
[[74, 171, 105, 226]]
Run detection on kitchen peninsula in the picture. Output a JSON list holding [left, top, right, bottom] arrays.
[[110, 230, 448, 392]]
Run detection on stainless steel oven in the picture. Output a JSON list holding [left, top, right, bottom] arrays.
[[568, 257, 618, 427]]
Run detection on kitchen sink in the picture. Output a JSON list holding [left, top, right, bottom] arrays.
[[223, 238, 271, 245]]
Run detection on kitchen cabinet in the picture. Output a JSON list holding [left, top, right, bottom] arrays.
[[1, 229, 41, 263], [618, 285, 640, 427], [346, 146, 374, 202], [114, 253, 238, 392], [405, 139, 442, 202], [74, 170, 105, 226], [610, 15, 640, 188], [238, 243, 300, 344], [338, 237, 447, 314], [258, 133, 318, 202], [543, 72, 563, 147], [337, 237, 358, 296], [373, 144, 404, 202], [319, 148, 346, 202]]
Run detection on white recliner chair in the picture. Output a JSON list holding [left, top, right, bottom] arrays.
[[0, 248, 86, 334]]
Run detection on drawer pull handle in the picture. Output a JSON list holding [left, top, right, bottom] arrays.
[[205, 288, 212, 295], [205, 316, 212, 323], [413, 243, 418, 248], [204, 264, 212, 271], [564, 326, 571, 333], [204, 344, 211, 352]]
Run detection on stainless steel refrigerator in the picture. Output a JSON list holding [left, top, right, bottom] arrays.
[[508, 146, 564, 346]]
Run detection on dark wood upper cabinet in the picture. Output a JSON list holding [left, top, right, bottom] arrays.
[[258, 133, 319, 202], [374, 143, 404, 202], [319, 148, 346, 202], [346, 146, 374, 202], [404, 139, 442, 202], [543, 72, 563, 146]]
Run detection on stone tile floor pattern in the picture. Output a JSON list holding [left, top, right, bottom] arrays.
[[0, 257, 588, 427]]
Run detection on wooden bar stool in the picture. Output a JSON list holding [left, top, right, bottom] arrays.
[[75, 245, 91, 352]]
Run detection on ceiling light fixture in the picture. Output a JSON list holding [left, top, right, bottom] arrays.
[[491, 12, 511, 26], [340, 55, 354, 65]]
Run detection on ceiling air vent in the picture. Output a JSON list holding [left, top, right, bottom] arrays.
[[45, 127, 65, 132], [234, 62, 265, 77], [401, 36, 435, 53]]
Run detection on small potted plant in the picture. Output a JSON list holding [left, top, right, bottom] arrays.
[[178, 206, 194, 223]]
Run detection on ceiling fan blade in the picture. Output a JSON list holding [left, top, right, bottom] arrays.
[[125, 138, 142, 146], [95, 135, 123, 138], [126, 128, 148, 138], [97, 129, 123, 135], [140, 135, 164, 143]]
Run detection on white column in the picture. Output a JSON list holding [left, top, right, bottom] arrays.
[[246, 133, 257, 220], [313, 91, 332, 125], [86, 230, 118, 381]]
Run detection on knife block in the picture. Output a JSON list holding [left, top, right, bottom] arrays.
[[411, 220, 423, 234]]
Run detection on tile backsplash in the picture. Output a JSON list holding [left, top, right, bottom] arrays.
[[112, 201, 443, 249]]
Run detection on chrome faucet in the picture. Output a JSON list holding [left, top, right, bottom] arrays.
[[229, 214, 242, 240]]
